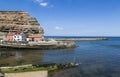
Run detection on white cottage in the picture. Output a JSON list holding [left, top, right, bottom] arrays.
[[13, 32, 26, 41]]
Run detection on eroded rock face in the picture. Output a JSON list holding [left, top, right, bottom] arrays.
[[0, 11, 44, 34]]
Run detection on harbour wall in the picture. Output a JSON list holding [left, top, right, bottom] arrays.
[[0, 41, 76, 49], [49, 38, 109, 41]]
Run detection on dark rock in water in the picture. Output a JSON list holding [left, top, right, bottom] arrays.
[[32, 62, 79, 69], [32, 62, 56, 67]]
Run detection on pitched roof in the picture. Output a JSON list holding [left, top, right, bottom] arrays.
[[6, 32, 24, 36]]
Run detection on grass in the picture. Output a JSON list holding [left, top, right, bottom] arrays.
[[2, 65, 58, 73], [1, 63, 77, 73]]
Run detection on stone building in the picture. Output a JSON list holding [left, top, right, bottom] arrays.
[[5, 32, 14, 41], [5, 32, 26, 41], [28, 34, 44, 41]]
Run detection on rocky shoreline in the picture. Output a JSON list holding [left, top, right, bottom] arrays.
[[0, 62, 79, 77]]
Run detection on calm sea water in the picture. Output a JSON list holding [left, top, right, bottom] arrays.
[[0, 37, 120, 77]]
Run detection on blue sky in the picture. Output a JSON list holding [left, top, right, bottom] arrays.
[[0, 0, 120, 36]]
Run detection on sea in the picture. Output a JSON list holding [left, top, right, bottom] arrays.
[[0, 36, 120, 77]]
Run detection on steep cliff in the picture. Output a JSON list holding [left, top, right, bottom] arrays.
[[0, 11, 44, 34]]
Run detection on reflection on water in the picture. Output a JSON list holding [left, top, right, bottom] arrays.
[[0, 49, 43, 66]]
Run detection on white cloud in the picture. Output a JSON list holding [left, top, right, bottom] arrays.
[[34, 0, 48, 7], [35, 0, 43, 2], [55, 26, 64, 30], [40, 2, 48, 7]]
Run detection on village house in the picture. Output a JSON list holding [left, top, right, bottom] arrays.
[[13, 32, 26, 41], [5, 32, 14, 41], [28, 34, 44, 42], [4, 32, 44, 42], [5, 32, 26, 41]]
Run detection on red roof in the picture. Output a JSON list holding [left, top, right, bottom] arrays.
[[6, 32, 15, 36], [29, 34, 42, 38], [6, 32, 24, 36]]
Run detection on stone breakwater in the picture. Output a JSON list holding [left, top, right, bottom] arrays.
[[49, 38, 109, 41]]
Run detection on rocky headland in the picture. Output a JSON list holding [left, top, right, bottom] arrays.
[[0, 11, 43, 35]]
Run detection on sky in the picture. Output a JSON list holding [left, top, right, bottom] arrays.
[[0, 0, 120, 36]]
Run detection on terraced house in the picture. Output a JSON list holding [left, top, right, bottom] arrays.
[[5, 32, 26, 41]]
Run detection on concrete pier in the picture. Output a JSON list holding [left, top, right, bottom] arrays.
[[49, 38, 109, 41]]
